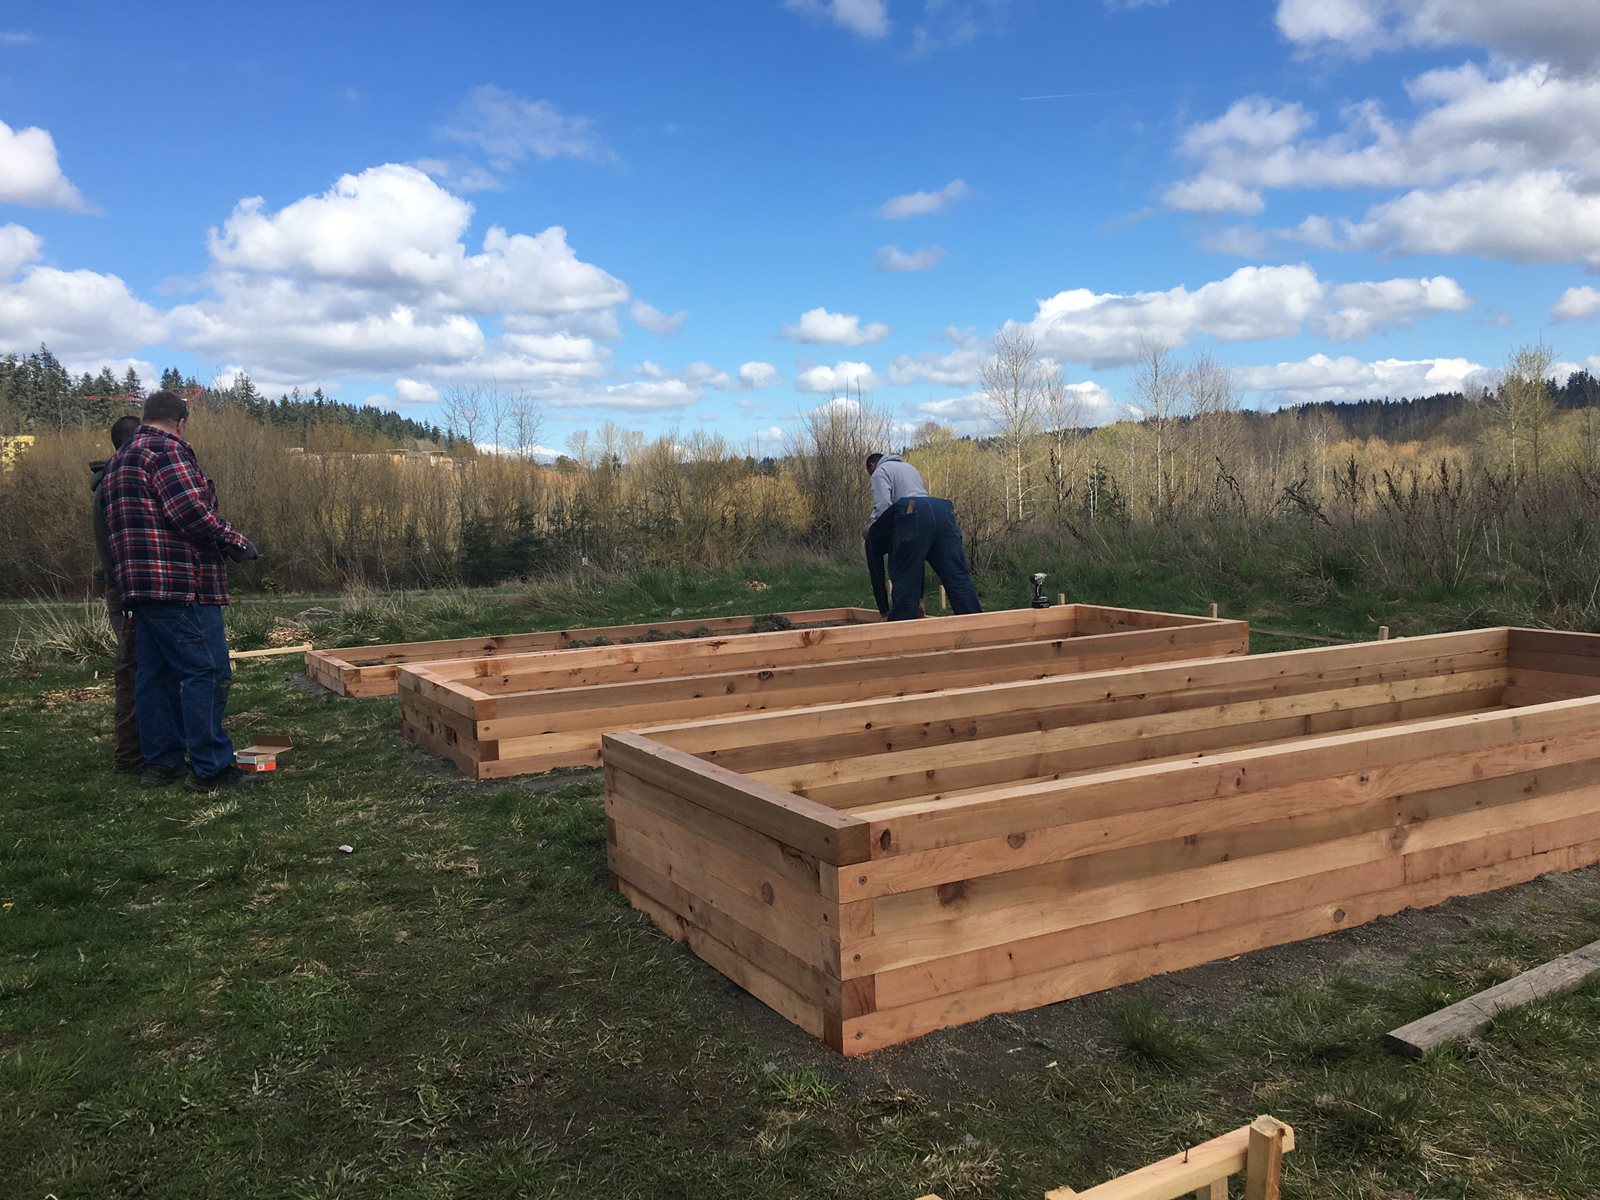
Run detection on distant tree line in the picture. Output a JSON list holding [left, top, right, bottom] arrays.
[[0, 343, 446, 445]]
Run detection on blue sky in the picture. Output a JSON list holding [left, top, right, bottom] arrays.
[[2, 0, 1598, 451]]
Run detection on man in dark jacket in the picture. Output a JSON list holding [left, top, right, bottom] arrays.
[[101, 390, 261, 792], [91, 414, 143, 774], [864, 452, 982, 621]]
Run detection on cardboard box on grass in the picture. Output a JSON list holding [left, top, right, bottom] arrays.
[[236, 735, 292, 772]]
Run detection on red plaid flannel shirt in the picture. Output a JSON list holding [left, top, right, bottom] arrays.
[[101, 426, 251, 605]]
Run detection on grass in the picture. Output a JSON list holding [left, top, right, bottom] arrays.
[[4, 558, 1600, 1198]]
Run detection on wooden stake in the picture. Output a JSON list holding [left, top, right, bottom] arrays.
[[1385, 936, 1600, 1058], [1379, 626, 1390, 641], [1209, 602, 1220, 619], [1057, 593, 1066, 607], [939, 586, 948, 612], [1244, 1116, 1289, 1200]]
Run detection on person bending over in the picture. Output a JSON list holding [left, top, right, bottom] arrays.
[[864, 451, 981, 621], [101, 390, 260, 792]]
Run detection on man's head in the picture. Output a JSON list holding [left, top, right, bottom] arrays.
[[110, 414, 141, 450], [142, 390, 189, 437], [865, 453, 883, 476]]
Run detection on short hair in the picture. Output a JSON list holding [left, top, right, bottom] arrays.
[[143, 390, 189, 425], [110, 415, 141, 449], [866, 453, 884, 472]]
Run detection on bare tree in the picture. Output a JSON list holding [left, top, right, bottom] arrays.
[[507, 390, 543, 461], [1040, 373, 1085, 518], [788, 390, 892, 550], [440, 384, 484, 449], [1490, 340, 1557, 483], [979, 329, 1045, 522], [1130, 341, 1181, 514]]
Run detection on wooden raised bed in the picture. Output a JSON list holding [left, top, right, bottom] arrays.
[[400, 605, 1247, 779], [306, 606, 880, 697], [603, 627, 1600, 1054]]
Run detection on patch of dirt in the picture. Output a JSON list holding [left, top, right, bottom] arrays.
[[677, 862, 1600, 1105]]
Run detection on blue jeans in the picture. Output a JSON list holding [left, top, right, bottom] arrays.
[[887, 497, 982, 621], [132, 602, 235, 778]]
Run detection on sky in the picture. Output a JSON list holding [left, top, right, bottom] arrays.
[[2, 0, 1599, 453]]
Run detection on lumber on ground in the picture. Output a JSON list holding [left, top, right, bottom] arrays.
[[231, 642, 312, 661], [1383, 936, 1600, 1058]]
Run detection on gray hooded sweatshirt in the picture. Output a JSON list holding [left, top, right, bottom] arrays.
[[869, 453, 930, 523]]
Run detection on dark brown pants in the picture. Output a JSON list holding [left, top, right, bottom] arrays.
[[107, 592, 141, 771]]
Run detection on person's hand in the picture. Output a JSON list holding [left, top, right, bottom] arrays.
[[223, 538, 258, 562]]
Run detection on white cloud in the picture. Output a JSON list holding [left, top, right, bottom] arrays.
[[782, 306, 891, 346], [1234, 352, 1489, 406], [544, 378, 700, 412], [1163, 176, 1266, 215], [1017, 264, 1325, 369], [888, 327, 988, 385], [393, 378, 441, 406], [631, 300, 688, 334], [631, 358, 780, 394], [1314, 276, 1472, 339], [1170, 68, 1600, 202], [0, 32, 39, 45], [1345, 171, 1600, 268], [1275, 0, 1600, 71], [0, 223, 42, 277], [168, 275, 488, 378], [874, 244, 946, 271], [880, 179, 971, 219], [0, 120, 89, 211], [911, 379, 1123, 435], [411, 156, 505, 193], [0, 265, 165, 358], [784, 0, 890, 39], [1017, 266, 1474, 366], [443, 85, 613, 165], [738, 361, 781, 390], [208, 164, 628, 314], [1553, 286, 1600, 321], [1198, 226, 1275, 256], [795, 360, 879, 394]]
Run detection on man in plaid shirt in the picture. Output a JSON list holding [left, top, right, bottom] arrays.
[[102, 390, 261, 792]]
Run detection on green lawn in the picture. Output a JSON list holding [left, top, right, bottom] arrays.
[[3, 561, 1599, 1199]]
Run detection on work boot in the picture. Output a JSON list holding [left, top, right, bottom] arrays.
[[184, 766, 261, 793], [139, 763, 186, 789]]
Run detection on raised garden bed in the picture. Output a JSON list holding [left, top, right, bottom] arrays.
[[603, 627, 1600, 1054], [306, 607, 879, 697], [401, 605, 1247, 779]]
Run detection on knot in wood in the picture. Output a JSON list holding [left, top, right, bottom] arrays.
[[1007, 833, 1027, 850], [760, 882, 775, 905], [878, 830, 893, 852], [936, 880, 968, 906]]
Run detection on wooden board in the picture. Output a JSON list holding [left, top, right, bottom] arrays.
[[1383, 936, 1600, 1057], [306, 606, 881, 697]]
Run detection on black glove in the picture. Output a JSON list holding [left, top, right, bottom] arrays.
[[223, 538, 258, 562]]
